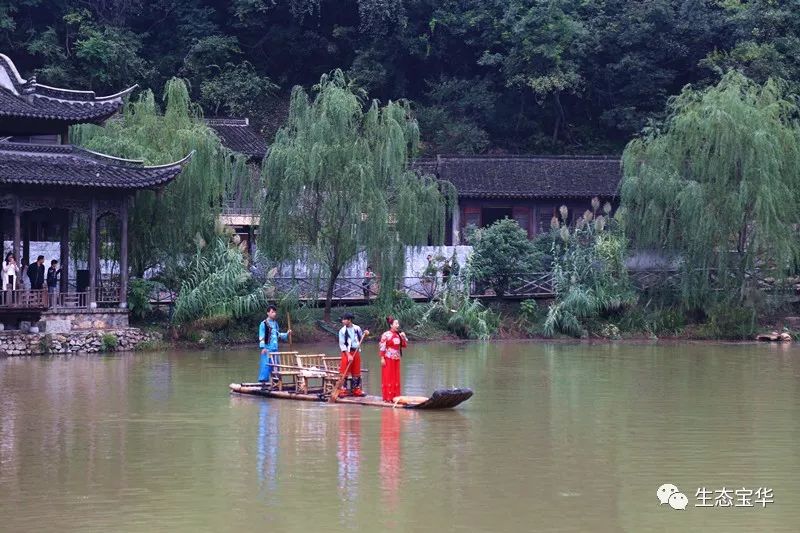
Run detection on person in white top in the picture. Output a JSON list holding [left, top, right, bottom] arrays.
[[337, 312, 369, 397], [3, 252, 20, 304], [3, 252, 20, 291]]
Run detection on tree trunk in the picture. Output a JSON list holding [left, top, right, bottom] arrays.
[[324, 264, 342, 322], [737, 224, 749, 302]]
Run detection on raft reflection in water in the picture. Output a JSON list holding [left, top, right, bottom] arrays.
[[257, 401, 279, 491], [337, 407, 361, 521]]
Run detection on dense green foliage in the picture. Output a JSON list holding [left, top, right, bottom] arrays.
[[621, 72, 800, 310], [543, 201, 635, 337], [363, 286, 497, 340], [6, 1, 800, 153], [260, 69, 451, 319], [73, 79, 248, 276], [173, 236, 268, 325], [127, 278, 156, 320], [101, 333, 119, 352], [468, 218, 542, 298]]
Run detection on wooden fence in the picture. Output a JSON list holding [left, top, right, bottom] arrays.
[[11, 269, 785, 311]]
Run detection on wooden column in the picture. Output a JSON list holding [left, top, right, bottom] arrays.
[[119, 196, 129, 308], [12, 195, 21, 283], [60, 210, 70, 293], [89, 197, 97, 307], [22, 213, 30, 268]]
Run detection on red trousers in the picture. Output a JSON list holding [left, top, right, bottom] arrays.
[[339, 350, 361, 377], [381, 357, 401, 402]]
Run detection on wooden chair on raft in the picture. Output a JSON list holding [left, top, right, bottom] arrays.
[[295, 354, 338, 394], [269, 352, 301, 391]]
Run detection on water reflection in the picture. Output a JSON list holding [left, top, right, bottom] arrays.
[[3, 343, 800, 532], [256, 401, 278, 491], [379, 409, 402, 512], [336, 407, 361, 520]]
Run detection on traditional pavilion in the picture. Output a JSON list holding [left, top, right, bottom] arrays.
[[0, 53, 190, 325]]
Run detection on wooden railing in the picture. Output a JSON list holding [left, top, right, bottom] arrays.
[[0, 270, 722, 310], [0, 289, 49, 309], [267, 270, 690, 301], [55, 291, 89, 308], [0, 287, 122, 310]]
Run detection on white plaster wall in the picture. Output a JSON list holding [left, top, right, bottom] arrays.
[[2, 240, 118, 287], [257, 245, 473, 280]]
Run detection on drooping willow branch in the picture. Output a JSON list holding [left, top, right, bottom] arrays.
[[259, 69, 454, 319]]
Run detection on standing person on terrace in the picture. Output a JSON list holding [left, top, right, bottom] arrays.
[[258, 305, 291, 386], [3, 252, 19, 294], [27, 255, 45, 290], [46, 260, 60, 304], [362, 265, 375, 300]]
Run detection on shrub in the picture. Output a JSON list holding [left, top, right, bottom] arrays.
[[698, 304, 757, 340], [128, 278, 155, 320], [520, 299, 546, 323], [618, 306, 687, 337], [421, 285, 498, 339], [543, 201, 636, 337], [173, 236, 269, 325], [38, 334, 52, 354], [598, 323, 621, 340], [134, 339, 168, 352], [648, 308, 687, 336], [468, 218, 544, 298], [101, 333, 119, 352], [184, 329, 204, 343]]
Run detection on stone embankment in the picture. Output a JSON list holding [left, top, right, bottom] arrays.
[[0, 328, 161, 356]]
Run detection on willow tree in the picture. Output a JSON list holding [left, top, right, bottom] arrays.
[[72, 79, 249, 277], [261, 70, 452, 320], [621, 72, 800, 309]]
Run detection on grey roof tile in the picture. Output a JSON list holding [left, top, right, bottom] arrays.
[[431, 154, 621, 199], [205, 118, 267, 160], [0, 142, 190, 189], [0, 54, 135, 124]]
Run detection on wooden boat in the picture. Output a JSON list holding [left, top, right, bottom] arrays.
[[229, 382, 473, 410]]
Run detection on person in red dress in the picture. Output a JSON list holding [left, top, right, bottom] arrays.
[[379, 316, 408, 402]]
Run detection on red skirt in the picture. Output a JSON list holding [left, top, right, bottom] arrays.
[[339, 350, 361, 376], [381, 357, 401, 402]]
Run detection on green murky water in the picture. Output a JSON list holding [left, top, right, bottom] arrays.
[[2, 341, 800, 532]]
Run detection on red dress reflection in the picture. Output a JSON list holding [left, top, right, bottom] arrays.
[[380, 409, 401, 511]]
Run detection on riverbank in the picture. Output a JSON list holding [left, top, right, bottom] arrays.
[[132, 301, 799, 352]]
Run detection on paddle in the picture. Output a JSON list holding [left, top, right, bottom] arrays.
[[329, 331, 368, 403], [287, 311, 293, 349]]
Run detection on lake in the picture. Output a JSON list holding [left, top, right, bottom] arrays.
[[1, 341, 799, 532]]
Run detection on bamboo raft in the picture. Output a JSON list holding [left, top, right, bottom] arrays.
[[229, 383, 473, 410]]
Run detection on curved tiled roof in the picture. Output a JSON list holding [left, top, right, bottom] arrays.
[[0, 142, 191, 189], [432, 154, 621, 199], [205, 117, 267, 160], [0, 54, 136, 123]]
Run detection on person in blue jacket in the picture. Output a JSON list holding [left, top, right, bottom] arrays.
[[258, 305, 291, 385]]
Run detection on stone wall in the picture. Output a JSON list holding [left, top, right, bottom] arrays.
[[39, 308, 129, 333], [0, 328, 161, 356]]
